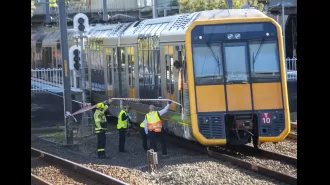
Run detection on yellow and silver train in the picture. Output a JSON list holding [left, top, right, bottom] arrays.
[[31, 9, 290, 148]]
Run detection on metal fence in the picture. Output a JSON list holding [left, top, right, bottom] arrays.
[[31, 68, 93, 145], [286, 57, 297, 71], [31, 68, 78, 92], [286, 57, 297, 81]]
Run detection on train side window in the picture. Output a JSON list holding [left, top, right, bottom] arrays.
[[90, 39, 106, 94], [249, 41, 280, 82]]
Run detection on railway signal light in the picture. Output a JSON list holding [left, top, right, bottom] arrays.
[[69, 46, 81, 71], [73, 13, 90, 33], [73, 49, 80, 70]]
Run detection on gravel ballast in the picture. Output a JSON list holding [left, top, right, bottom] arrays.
[[247, 140, 297, 158], [241, 156, 297, 178], [31, 157, 104, 185], [32, 130, 292, 185]]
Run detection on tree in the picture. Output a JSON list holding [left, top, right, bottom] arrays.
[[193, 0, 207, 12], [248, 0, 265, 12], [233, 0, 246, 9], [205, 0, 218, 10], [178, 0, 193, 13], [218, 0, 228, 9], [178, 0, 264, 13]]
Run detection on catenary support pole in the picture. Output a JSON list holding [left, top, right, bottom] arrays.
[[45, 0, 51, 24], [103, 0, 108, 21], [58, 0, 73, 144]]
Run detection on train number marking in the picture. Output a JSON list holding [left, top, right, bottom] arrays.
[[261, 113, 271, 124]]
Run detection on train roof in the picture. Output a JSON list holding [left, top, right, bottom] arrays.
[[115, 9, 267, 44], [32, 9, 268, 47]]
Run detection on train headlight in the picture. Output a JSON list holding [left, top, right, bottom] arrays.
[[234, 33, 241, 39], [227, 34, 234, 39]]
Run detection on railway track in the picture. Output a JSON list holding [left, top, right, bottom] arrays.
[[288, 122, 297, 140], [162, 134, 297, 185], [287, 133, 297, 140], [222, 145, 297, 166], [31, 148, 129, 185]]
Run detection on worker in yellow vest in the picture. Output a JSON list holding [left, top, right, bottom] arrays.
[[117, 105, 132, 152], [49, 0, 57, 8], [94, 100, 112, 159], [143, 101, 171, 157]]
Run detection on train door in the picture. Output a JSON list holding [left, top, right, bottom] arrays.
[[114, 47, 128, 98], [222, 42, 252, 111], [126, 46, 136, 98], [121, 47, 129, 98], [178, 45, 187, 114], [56, 40, 61, 67], [163, 45, 176, 110], [173, 45, 186, 113], [104, 47, 116, 97], [52, 46, 57, 68], [42, 47, 52, 68]]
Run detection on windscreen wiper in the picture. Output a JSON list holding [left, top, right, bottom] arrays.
[[252, 39, 265, 71], [206, 42, 222, 75]]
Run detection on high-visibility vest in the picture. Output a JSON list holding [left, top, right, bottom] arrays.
[[140, 122, 144, 128], [94, 110, 107, 133], [117, 110, 128, 129], [146, 111, 162, 132], [49, 0, 57, 8]]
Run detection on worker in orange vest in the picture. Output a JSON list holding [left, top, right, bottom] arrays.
[[142, 101, 171, 157]]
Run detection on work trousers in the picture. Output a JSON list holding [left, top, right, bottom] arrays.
[[139, 127, 149, 150], [149, 131, 167, 155], [118, 128, 127, 152], [97, 130, 106, 157]]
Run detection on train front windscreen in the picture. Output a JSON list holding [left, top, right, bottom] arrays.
[[190, 22, 281, 85]]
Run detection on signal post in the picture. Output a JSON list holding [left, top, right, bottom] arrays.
[[72, 13, 91, 137]]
